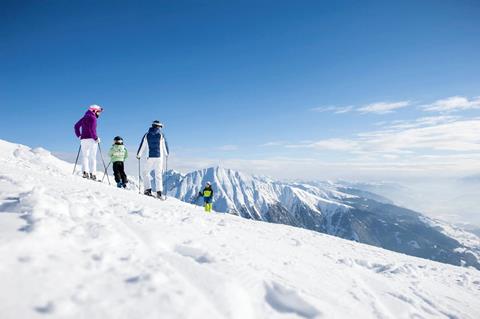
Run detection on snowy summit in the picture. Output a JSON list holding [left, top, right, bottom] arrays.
[[0, 139, 479, 318]]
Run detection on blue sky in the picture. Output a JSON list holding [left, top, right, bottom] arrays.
[[1, 0, 479, 180]]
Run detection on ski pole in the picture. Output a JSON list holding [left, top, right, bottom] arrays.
[[138, 158, 142, 194], [101, 161, 112, 183], [98, 143, 111, 185], [163, 156, 168, 200], [73, 144, 81, 175]]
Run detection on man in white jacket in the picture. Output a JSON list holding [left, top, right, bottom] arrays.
[[136, 120, 169, 198]]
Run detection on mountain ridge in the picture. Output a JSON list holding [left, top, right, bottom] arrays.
[[166, 166, 480, 270]]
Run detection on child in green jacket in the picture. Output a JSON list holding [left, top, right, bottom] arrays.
[[108, 136, 128, 188]]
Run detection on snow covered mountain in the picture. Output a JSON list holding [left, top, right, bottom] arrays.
[[1, 139, 480, 318], [167, 167, 480, 270]]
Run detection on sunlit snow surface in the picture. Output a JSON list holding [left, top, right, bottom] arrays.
[[0, 139, 479, 319]]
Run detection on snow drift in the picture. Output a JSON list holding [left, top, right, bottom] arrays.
[[0, 139, 479, 319]]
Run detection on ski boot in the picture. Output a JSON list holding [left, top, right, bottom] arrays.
[[116, 182, 123, 188], [90, 173, 97, 181], [156, 191, 163, 199], [144, 189, 153, 196], [82, 171, 89, 179], [122, 181, 128, 189]]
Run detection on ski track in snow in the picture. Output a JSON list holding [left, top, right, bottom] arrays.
[[0, 140, 479, 319]]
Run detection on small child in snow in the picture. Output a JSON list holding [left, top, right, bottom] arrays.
[[198, 181, 214, 212], [108, 136, 128, 188]]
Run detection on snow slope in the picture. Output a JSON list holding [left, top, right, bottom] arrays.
[[1, 139, 479, 319]]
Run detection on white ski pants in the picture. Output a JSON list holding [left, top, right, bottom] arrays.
[[81, 138, 98, 174], [143, 157, 165, 192]]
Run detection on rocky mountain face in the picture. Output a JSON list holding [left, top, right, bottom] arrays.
[[166, 167, 480, 270]]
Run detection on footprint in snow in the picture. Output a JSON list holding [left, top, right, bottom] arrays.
[[125, 274, 151, 284], [291, 238, 301, 247], [18, 214, 35, 233], [34, 301, 55, 314], [129, 209, 146, 217], [265, 282, 321, 319], [0, 196, 20, 211], [91, 253, 103, 262], [175, 245, 215, 264], [17, 256, 32, 263]]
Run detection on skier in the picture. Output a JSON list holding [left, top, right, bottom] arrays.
[[136, 120, 169, 198], [198, 181, 214, 212], [74, 105, 103, 180], [108, 136, 128, 188]]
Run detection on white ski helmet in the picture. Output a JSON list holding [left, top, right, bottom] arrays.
[[89, 105, 103, 112], [206, 181, 212, 186], [152, 120, 163, 128]]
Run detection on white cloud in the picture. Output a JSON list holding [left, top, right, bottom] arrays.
[[260, 141, 287, 147], [360, 119, 480, 152], [310, 105, 354, 114], [288, 118, 480, 154], [385, 115, 460, 130], [149, 118, 480, 180], [423, 96, 480, 112], [170, 95, 480, 181], [358, 101, 410, 114], [288, 138, 359, 151], [311, 95, 480, 116], [311, 101, 411, 115]]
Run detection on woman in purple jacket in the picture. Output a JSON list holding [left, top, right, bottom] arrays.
[[74, 105, 103, 180]]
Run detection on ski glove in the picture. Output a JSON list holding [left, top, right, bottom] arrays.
[[96, 137, 101, 143], [136, 155, 141, 160]]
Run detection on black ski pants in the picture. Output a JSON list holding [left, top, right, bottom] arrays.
[[113, 161, 128, 184]]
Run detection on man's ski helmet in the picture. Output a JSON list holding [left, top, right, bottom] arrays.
[[89, 105, 103, 112], [152, 120, 163, 128], [206, 181, 212, 186]]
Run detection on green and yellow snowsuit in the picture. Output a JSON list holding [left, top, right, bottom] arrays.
[[199, 186, 214, 212]]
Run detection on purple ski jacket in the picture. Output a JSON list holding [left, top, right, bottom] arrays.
[[74, 110, 98, 140]]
